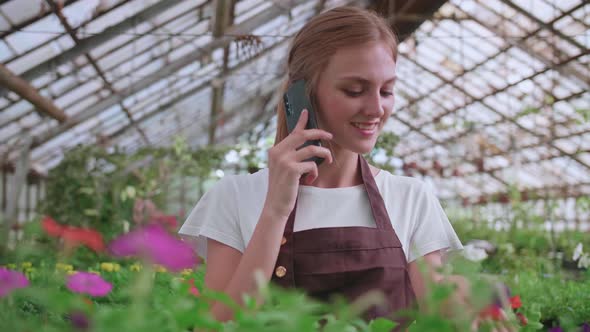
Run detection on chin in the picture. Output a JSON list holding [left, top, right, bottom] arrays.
[[349, 141, 377, 155]]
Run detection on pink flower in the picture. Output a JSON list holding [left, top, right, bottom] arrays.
[[108, 224, 197, 272], [66, 272, 112, 297], [185, 278, 200, 297], [0, 267, 29, 297]]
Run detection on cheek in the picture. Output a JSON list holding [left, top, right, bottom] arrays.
[[318, 94, 354, 123]]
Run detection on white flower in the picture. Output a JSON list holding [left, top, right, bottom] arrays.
[[500, 243, 515, 255], [462, 244, 488, 262], [573, 243, 584, 261], [578, 253, 590, 269]]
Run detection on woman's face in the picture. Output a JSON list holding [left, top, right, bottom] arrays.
[[315, 41, 397, 155]]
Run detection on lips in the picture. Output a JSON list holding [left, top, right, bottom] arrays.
[[351, 122, 378, 130]]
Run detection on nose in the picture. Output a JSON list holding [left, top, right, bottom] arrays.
[[362, 91, 385, 118]]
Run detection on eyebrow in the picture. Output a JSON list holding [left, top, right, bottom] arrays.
[[337, 76, 397, 85]]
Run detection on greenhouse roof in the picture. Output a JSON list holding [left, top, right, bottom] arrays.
[[0, 0, 588, 203]]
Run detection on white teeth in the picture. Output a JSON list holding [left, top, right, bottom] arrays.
[[352, 123, 377, 130]]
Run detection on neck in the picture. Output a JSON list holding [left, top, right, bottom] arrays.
[[306, 147, 362, 188]]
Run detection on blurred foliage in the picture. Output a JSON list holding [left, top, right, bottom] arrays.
[[38, 137, 229, 239]]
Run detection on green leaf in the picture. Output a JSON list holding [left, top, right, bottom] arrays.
[[369, 317, 398, 332], [575, 108, 590, 122], [83, 209, 99, 217], [518, 107, 540, 118]]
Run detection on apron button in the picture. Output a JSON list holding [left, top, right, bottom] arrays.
[[275, 266, 287, 278], [281, 236, 287, 245]]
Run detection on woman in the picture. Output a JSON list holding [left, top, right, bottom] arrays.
[[180, 6, 466, 328]]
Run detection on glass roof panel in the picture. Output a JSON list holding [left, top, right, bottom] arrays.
[[0, 0, 588, 203]]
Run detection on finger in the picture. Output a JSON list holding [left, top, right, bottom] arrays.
[[283, 129, 333, 150], [297, 162, 318, 184], [293, 145, 333, 164], [294, 109, 309, 132]]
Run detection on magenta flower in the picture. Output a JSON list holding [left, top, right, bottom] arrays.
[[0, 267, 29, 297], [549, 327, 563, 332], [108, 223, 197, 272], [66, 272, 112, 297]]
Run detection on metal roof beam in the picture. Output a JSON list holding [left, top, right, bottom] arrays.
[[24, 0, 307, 153], [400, 89, 588, 157], [107, 36, 292, 145], [397, 1, 586, 128], [498, 0, 589, 54], [465, 182, 590, 206], [0, 1, 207, 130], [1, 0, 184, 89], [0, 0, 79, 39], [458, 2, 590, 89], [46, 0, 150, 145], [401, 54, 590, 171]]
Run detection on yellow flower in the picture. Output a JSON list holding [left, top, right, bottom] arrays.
[[129, 263, 142, 272], [56, 263, 74, 272], [24, 267, 37, 278], [181, 268, 193, 276], [7, 263, 17, 269], [88, 270, 101, 275], [67, 270, 78, 275], [100, 262, 120, 272], [21, 262, 33, 269], [154, 264, 167, 273]]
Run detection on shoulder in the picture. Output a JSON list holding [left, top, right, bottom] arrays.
[[228, 168, 269, 190], [375, 167, 428, 195], [374, 167, 440, 212], [210, 168, 268, 191], [205, 168, 269, 204]]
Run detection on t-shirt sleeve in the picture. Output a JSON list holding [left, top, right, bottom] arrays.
[[407, 182, 463, 263], [178, 176, 245, 259]]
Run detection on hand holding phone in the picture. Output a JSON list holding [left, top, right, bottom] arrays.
[[265, 108, 333, 217]]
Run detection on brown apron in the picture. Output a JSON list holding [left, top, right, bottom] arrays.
[[271, 155, 416, 330]]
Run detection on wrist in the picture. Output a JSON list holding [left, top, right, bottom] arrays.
[[261, 201, 291, 223]]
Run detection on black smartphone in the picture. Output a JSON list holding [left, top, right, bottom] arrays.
[[283, 79, 324, 166]]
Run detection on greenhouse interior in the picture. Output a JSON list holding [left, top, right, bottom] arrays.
[[0, 0, 589, 331]]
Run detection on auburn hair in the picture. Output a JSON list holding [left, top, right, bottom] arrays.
[[274, 6, 398, 145]]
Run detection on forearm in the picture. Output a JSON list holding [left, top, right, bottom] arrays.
[[211, 205, 288, 321]]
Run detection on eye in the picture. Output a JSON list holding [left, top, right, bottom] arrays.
[[380, 90, 394, 97], [343, 89, 363, 97]]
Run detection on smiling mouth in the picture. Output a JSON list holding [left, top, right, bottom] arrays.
[[351, 122, 378, 130]]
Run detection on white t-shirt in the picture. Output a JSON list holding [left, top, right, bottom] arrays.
[[179, 168, 463, 263]]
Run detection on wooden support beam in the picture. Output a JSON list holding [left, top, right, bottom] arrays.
[[208, 0, 235, 145], [0, 63, 67, 122], [1, 135, 32, 251], [0, 1, 206, 132], [1, 168, 6, 212]]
